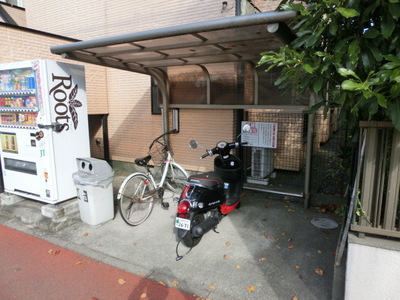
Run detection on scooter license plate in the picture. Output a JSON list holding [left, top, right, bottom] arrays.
[[175, 217, 190, 230]]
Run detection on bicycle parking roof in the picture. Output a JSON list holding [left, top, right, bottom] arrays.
[[50, 10, 296, 75]]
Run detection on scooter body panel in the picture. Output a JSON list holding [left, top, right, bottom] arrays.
[[181, 172, 226, 213], [214, 155, 243, 207]]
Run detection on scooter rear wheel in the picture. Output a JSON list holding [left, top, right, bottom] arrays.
[[182, 213, 204, 248]]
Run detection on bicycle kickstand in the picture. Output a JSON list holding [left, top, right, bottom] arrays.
[[158, 188, 169, 209]]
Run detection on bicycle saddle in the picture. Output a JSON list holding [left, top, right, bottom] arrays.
[[135, 155, 152, 166]]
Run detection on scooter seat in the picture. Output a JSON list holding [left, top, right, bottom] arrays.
[[188, 172, 223, 189]]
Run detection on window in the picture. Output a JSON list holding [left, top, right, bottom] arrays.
[[0, 0, 25, 8], [151, 78, 161, 115]]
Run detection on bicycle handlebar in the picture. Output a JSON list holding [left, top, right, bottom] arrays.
[[149, 129, 178, 150]]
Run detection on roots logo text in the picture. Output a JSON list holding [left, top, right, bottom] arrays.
[[49, 74, 82, 131]]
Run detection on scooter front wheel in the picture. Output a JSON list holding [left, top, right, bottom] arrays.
[[181, 213, 204, 248]]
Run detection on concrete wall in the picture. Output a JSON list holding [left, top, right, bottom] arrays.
[[345, 233, 400, 299]]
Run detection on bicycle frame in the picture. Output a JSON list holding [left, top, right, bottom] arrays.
[[157, 151, 173, 188], [137, 150, 176, 192]]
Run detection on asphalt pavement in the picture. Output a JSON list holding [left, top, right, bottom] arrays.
[[0, 177, 346, 300]]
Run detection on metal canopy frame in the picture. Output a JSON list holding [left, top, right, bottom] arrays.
[[50, 10, 315, 205], [50, 11, 296, 75], [50, 10, 299, 130]]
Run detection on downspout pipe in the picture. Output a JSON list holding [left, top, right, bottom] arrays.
[[102, 114, 110, 162], [236, 0, 242, 16]]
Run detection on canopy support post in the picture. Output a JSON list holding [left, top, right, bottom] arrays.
[[304, 93, 316, 208], [149, 69, 170, 142]]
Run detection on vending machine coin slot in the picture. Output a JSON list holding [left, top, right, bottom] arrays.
[[30, 131, 44, 140]]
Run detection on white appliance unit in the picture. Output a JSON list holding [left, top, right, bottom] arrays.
[[0, 60, 90, 203], [251, 147, 274, 179]]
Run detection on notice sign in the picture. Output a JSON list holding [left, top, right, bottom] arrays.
[[241, 121, 278, 149]]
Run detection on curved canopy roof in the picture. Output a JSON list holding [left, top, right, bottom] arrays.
[[50, 10, 296, 75]]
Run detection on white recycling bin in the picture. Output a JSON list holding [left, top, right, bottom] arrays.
[[72, 158, 114, 225]]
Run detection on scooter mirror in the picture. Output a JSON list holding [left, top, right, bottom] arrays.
[[189, 140, 198, 149], [242, 123, 251, 133]]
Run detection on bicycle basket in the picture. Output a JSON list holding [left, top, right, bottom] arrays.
[[149, 140, 167, 166]]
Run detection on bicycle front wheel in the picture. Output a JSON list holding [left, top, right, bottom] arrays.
[[117, 173, 155, 226], [165, 162, 188, 193]]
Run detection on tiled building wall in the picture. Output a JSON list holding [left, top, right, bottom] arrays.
[[0, 25, 108, 115], [24, 1, 239, 39], [21, 0, 280, 170], [0, 3, 26, 26], [252, 0, 281, 12]]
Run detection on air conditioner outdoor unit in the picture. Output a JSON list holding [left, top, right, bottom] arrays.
[[251, 147, 274, 178]]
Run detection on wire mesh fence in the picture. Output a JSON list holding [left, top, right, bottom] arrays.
[[243, 108, 350, 199]]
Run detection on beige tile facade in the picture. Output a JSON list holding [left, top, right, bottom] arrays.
[[0, 25, 108, 114], [2, 0, 281, 171]]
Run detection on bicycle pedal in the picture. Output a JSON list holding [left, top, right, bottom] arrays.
[[173, 197, 179, 203], [161, 202, 170, 209], [158, 187, 164, 198]]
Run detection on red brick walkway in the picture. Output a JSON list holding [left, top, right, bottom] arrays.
[[0, 225, 197, 300]]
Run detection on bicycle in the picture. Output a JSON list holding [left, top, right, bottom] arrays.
[[117, 129, 189, 226]]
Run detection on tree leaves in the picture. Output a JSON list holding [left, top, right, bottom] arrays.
[[390, 100, 400, 129], [337, 7, 360, 18], [382, 11, 395, 39], [338, 68, 360, 80], [315, 268, 324, 276], [363, 28, 380, 39], [341, 80, 364, 91], [258, 0, 400, 130]]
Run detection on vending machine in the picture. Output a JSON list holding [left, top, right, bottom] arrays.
[[0, 60, 90, 203]]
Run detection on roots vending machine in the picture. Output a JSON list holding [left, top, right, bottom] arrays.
[[0, 60, 90, 203]]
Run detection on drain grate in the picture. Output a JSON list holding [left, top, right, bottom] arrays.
[[311, 218, 338, 229]]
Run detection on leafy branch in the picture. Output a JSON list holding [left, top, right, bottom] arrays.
[[259, 0, 400, 130]]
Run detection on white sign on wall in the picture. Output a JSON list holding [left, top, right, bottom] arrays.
[[241, 121, 278, 149]]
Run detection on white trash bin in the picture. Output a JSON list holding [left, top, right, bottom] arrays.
[[72, 158, 114, 225]]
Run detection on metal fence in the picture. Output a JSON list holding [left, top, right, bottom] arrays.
[[351, 121, 400, 238], [243, 108, 349, 201]]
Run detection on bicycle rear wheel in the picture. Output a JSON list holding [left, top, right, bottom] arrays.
[[165, 162, 188, 193], [118, 173, 155, 226]]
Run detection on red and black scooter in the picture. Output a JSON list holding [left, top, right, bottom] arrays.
[[174, 139, 247, 260]]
